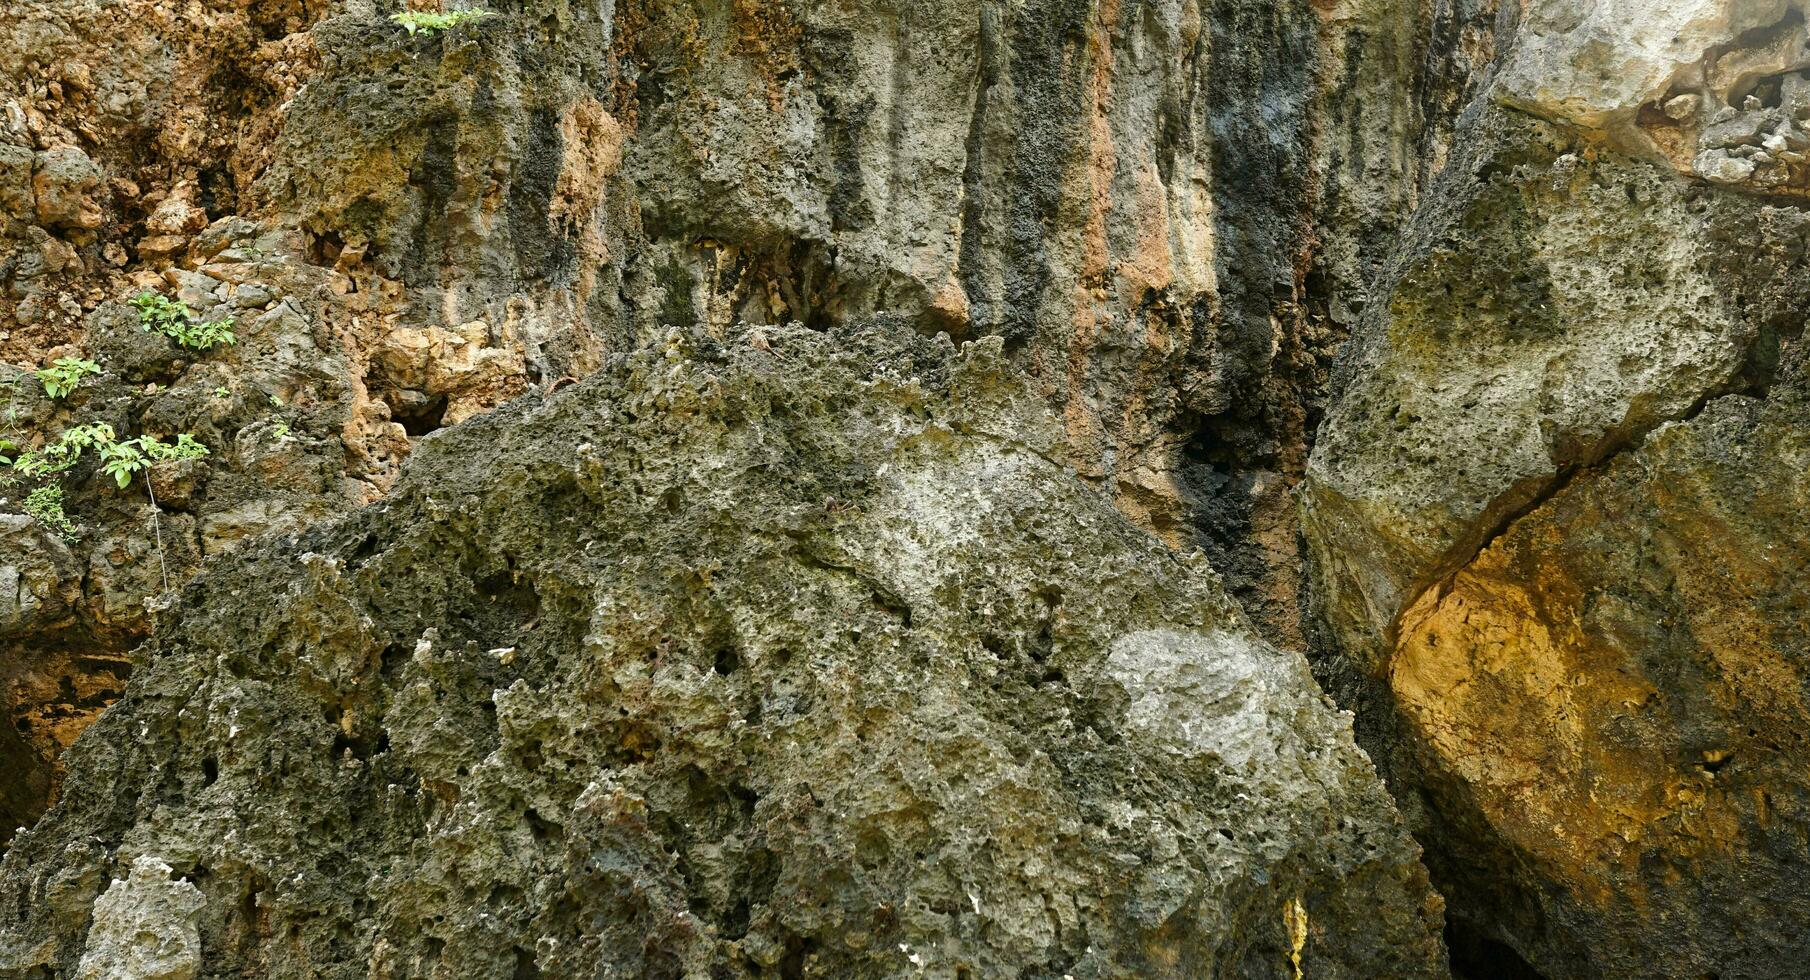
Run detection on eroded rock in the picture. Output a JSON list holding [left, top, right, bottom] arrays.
[[1388, 378, 1810, 977], [31, 147, 104, 231], [0, 328, 1448, 978], [1304, 32, 1810, 980], [73, 856, 205, 980]]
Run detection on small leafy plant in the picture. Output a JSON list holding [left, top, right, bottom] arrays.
[[24, 485, 78, 541], [131, 292, 236, 351], [9, 422, 208, 489], [98, 433, 210, 489], [36, 357, 100, 399], [10, 423, 210, 590], [110, 431, 210, 589], [12, 422, 120, 478], [391, 8, 494, 35], [5, 412, 211, 590]]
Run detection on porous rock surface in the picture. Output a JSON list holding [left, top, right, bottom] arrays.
[[1303, 2, 1810, 975], [0, 328, 1447, 978], [0, 0, 1480, 841], [9, 0, 1810, 976]]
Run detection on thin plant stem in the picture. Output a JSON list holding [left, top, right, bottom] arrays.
[[144, 473, 169, 594]]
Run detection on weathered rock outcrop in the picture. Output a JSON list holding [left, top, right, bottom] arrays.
[[1497, 0, 1810, 194], [11, 0, 1810, 975], [265, 0, 1347, 637], [1303, 1, 1810, 975], [0, 328, 1447, 978], [1, 0, 1396, 842]]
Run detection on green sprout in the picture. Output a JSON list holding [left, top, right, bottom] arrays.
[[131, 292, 237, 351], [391, 9, 494, 35], [23, 485, 78, 541], [36, 358, 100, 400]]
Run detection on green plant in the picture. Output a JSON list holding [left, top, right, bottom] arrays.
[[12, 422, 119, 478], [98, 433, 209, 490], [8, 422, 208, 489], [6, 420, 209, 592], [270, 420, 292, 443], [214, 386, 231, 399], [24, 485, 77, 541], [36, 357, 100, 399], [122, 431, 208, 591], [391, 8, 494, 35], [131, 292, 236, 351]]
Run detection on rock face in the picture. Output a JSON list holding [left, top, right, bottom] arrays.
[[0, 329, 1447, 978], [9, 0, 1810, 976], [1303, 2, 1810, 975], [0, 0, 1506, 858], [1307, 104, 1810, 677], [0, 0, 1404, 841]]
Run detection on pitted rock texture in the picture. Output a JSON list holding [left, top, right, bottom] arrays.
[[1303, 15, 1810, 978], [0, 0, 1471, 840], [72, 856, 206, 980], [14, 0, 1810, 976], [0, 329, 1447, 978]]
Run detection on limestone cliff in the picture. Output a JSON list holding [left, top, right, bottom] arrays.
[[1, 0, 1807, 977], [0, 328, 1448, 977], [1304, 2, 1810, 976]]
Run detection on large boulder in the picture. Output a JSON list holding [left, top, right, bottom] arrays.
[[0, 328, 1447, 978], [1391, 369, 1810, 978], [1303, 47, 1810, 980], [1306, 105, 1810, 685]]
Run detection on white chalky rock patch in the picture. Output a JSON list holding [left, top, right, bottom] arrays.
[[76, 856, 206, 980]]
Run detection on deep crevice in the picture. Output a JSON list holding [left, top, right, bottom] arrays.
[[1446, 916, 1547, 980]]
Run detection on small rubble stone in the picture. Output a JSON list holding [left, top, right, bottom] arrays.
[[0, 142, 33, 217], [144, 194, 207, 236], [1699, 111, 1768, 149], [1663, 92, 1702, 121], [1696, 151, 1758, 183]]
